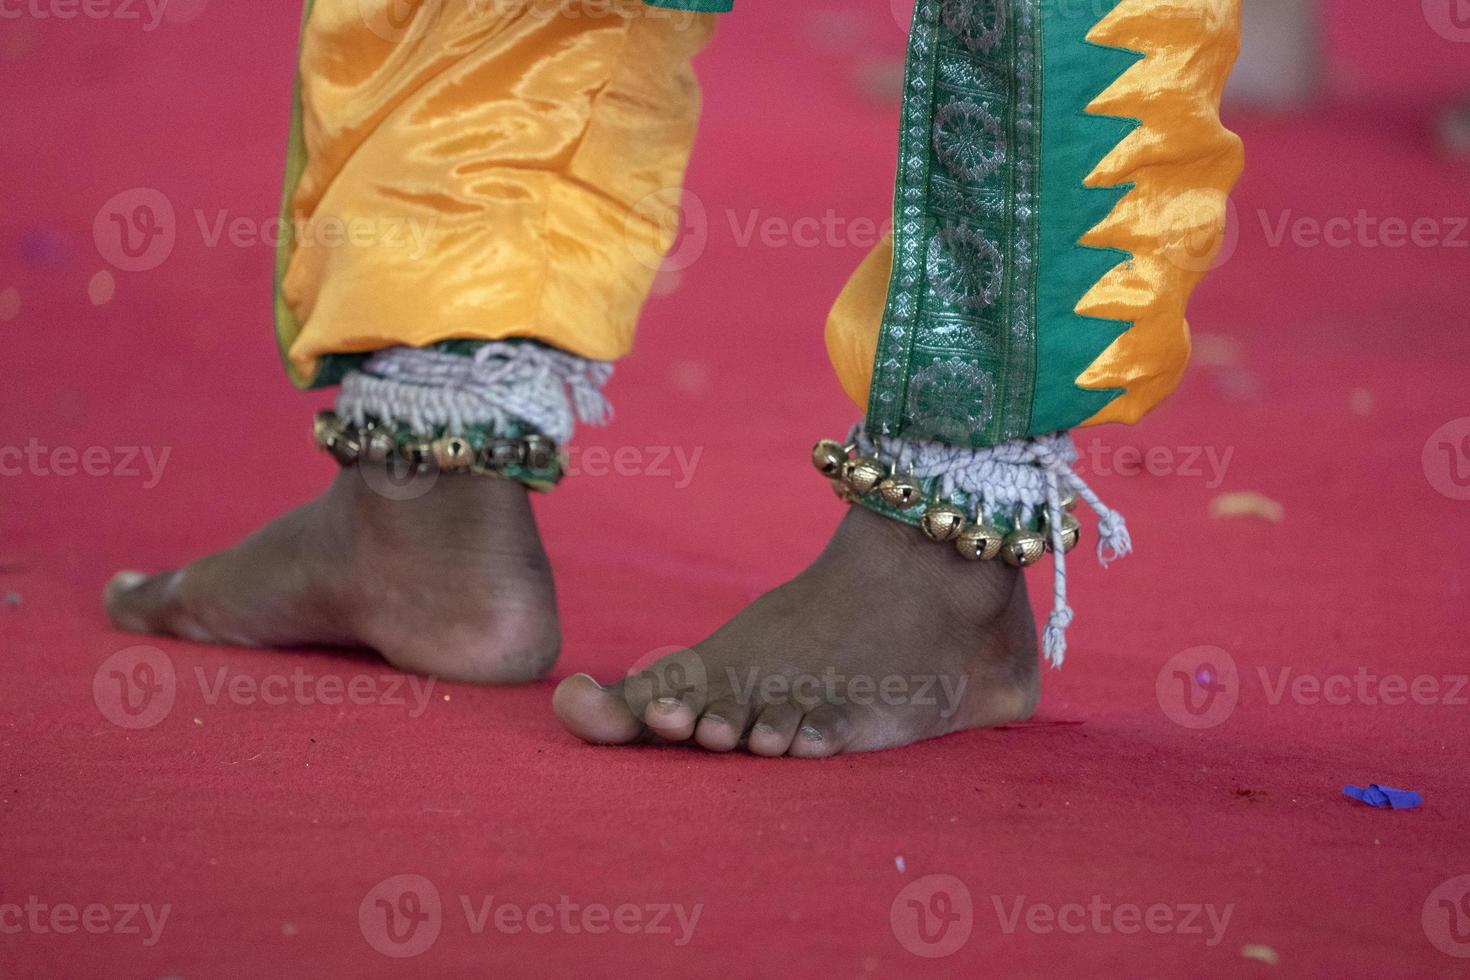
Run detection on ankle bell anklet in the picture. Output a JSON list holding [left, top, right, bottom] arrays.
[[815, 438, 1081, 567], [313, 411, 561, 489], [812, 426, 1132, 667]]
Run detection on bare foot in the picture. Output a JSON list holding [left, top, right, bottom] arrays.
[[553, 505, 1039, 756], [104, 468, 559, 683]]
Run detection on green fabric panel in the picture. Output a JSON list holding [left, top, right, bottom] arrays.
[[273, 0, 316, 389], [1030, 2, 1140, 434], [864, 1, 1046, 450], [644, 0, 731, 10]]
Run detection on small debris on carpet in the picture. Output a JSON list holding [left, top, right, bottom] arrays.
[[895, 855, 905, 873], [1209, 491, 1284, 523], [3, 592, 20, 607], [1344, 784, 1422, 810], [1348, 387, 1374, 416], [1241, 944, 1280, 965]]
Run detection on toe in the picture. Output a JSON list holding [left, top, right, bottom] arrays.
[[787, 704, 856, 759], [693, 697, 752, 752], [643, 695, 700, 742], [747, 701, 803, 757], [104, 569, 186, 636], [553, 674, 645, 744]]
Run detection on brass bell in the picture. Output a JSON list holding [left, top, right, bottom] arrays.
[[811, 439, 849, 478], [400, 437, 434, 469], [955, 522, 1004, 561], [328, 426, 362, 467], [831, 480, 854, 502], [1001, 522, 1048, 567], [878, 475, 925, 510], [920, 503, 967, 542], [431, 434, 475, 472], [486, 439, 524, 471], [522, 435, 556, 471], [842, 456, 886, 496], [361, 426, 397, 464], [1060, 491, 1078, 512], [1042, 510, 1082, 553], [312, 411, 341, 452]]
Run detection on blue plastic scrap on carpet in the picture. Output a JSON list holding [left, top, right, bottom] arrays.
[[1344, 784, 1422, 810]]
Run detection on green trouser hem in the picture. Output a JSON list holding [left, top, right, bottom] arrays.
[[867, 0, 1141, 449], [643, 0, 731, 10]]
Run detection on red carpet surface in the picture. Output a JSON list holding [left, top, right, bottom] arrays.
[[3, 4, 1469, 977]]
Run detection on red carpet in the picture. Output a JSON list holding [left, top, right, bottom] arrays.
[[3, 4, 1469, 977]]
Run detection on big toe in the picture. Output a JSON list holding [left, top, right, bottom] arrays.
[[553, 674, 644, 744], [105, 569, 187, 636]]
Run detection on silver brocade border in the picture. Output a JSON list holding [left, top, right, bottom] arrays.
[[865, 0, 938, 439], [866, 0, 1043, 449]]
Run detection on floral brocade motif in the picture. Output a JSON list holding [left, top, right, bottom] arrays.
[[866, 0, 1041, 449]]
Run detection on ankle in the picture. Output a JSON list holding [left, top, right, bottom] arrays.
[[820, 505, 1024, 623]]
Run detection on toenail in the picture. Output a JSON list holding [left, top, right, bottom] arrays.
[[108, 571, 147, 593], [574, 673, 606, 692], [799, 724, 824, 742], [752, 723, 775, 735], [653, 697, 682, 712]]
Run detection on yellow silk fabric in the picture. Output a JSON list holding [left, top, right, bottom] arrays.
[[280, 0, 714, 384], [825, 0, 1243, 429]]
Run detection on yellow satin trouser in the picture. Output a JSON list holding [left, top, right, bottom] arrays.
[[280, 0, 714, 382], [281, 0, 1240, 428]]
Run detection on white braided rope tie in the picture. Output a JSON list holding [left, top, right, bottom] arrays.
[[336, 342, 613, 446], [850, 425, 1132, 668]]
